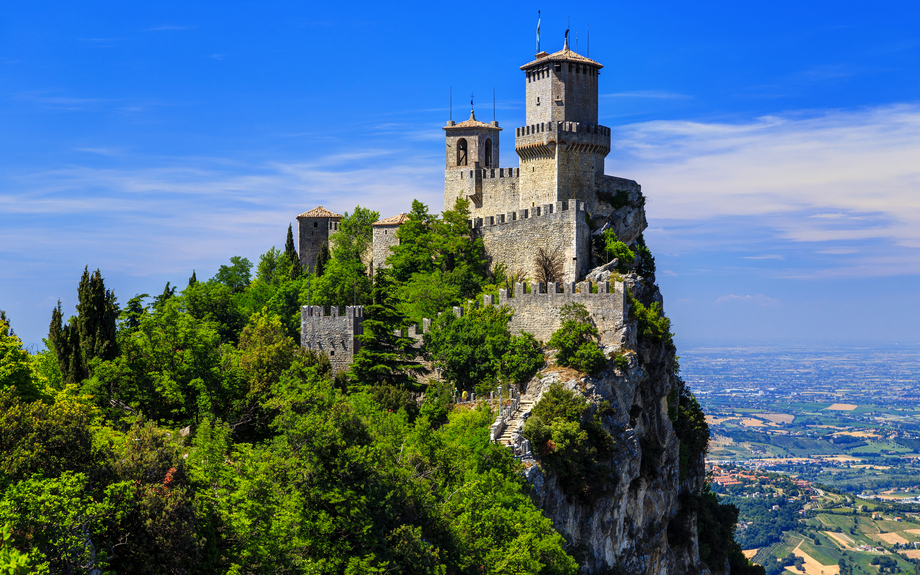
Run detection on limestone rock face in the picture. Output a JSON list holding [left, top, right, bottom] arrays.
[[594, 188, 648, 247], [521, 288, 708, 574]]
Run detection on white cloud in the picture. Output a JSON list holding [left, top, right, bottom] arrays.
[[611, 104, 920, 276], [715, 294, 780, 307]]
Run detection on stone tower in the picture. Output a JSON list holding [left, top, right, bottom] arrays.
[[296, 205, 343, 273], [443, 110, 503, 208], [516, 38, 611, 215]]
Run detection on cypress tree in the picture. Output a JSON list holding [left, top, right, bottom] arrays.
[[284, 223, 301, 279], [188, 270, 197, 286], [48, 268, 119, 384], [75, 267, 119, 371], [315, 242, 330, 277]]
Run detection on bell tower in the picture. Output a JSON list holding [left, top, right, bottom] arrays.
[[443, 108, 502, 209]]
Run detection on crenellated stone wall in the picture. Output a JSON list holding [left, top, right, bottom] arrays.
[[483, 279, 628, 346], [300, 305, 364, 373], [473, 199, 591, 283]]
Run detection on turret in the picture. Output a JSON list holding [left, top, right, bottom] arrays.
[[296, 206, 343, 273]]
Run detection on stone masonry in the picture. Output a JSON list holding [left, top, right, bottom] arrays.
[[300, 305, 364, 373], [296, 206, 343, 273], [473, 199, 591, 283], [485, 280, 627, 346]]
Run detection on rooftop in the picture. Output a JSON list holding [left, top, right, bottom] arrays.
[[444, 110, 501, 131], [297, 206, 343, 219], [373, 213, 410, 226], [520, 45, 603, 71]]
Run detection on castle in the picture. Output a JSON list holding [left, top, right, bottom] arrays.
[[299, 38, 644, 370]]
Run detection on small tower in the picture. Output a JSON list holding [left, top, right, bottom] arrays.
[[443, 110, 502, 209], [296, 205, 343, 273]]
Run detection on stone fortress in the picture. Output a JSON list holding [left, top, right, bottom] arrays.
[[299, 37, 647, 370]]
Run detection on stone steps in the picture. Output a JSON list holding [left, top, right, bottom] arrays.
[[496, 399, 535, 445]]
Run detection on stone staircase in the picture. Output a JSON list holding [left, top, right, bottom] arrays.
[[496, 396, 535, 447]]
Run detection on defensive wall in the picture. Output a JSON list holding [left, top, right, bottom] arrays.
[[487, 280, 627, 346], [444, 166, 520, 217], [300, 305, 364, 373], [472, 199, 590, 283]]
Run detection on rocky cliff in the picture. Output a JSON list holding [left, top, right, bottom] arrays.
[[518, 196, 714, 574]]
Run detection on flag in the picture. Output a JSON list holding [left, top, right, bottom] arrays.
[[536, 10, 541, 51]]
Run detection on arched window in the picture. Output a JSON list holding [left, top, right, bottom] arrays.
[[484, 138, 493, 167], [457, 138, 468, 166]]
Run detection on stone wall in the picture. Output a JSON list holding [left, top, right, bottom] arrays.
[[444, 167, 520, 217], [298, 217, 340, 273], [473, 199, 591, 282], [484, 279, 627, 346], [372, 225, 400, 270], [300, 305, 364, 373]]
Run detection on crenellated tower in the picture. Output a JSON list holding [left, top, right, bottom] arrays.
[[516, 37, 611, 215]]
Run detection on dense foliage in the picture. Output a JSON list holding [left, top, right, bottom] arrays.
[[546, 303, 606, 374], [0, 199, 730, 574], [0, 203, 578, 574], [521, 383, 615, 501]]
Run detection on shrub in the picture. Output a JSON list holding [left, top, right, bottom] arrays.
[[547, 303, 606, 374], [522, 383, 614, 501], [628, 292, 672, 346]]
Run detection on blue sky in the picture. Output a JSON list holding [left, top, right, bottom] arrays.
[[2, 0, 919, 350]]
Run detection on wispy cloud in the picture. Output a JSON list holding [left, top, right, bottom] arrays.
[[147, 25, 195, 31], [741, 254, 784, 260], [715, 294, 780, 306], [0, 150, 442, 278], [611, 104, 920, 276]]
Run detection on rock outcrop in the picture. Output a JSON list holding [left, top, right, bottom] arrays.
[[522, 325, 708, 574]]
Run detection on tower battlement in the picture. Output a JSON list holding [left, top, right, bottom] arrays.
[[300, 305, 364, 373]]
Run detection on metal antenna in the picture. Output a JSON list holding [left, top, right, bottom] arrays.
[[470, 92, 474, 112], [450, 86, 452, 121], [493, 88, 496, 122]]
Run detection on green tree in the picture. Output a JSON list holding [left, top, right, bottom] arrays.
[[284, 223, 302, 279], [388, 199, 488, 313], [214, 256, 253, 293], [0, 472, 133, 574], [521, 383, 615, 501], [188, 269, 198, 286], [0, 319, 42, 402], [48, 267, 119, 384], [0, 387, 97, 486], [423, 306, 514, 393], [313, 207, 379, 308], [152, 281, 177, 311], [181, 280, 246, 344], [350, 270, 424, 389], [315, 241, 330, 277], [547, 303, 606, 374]]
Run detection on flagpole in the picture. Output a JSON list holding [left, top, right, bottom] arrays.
[[536, 10, 541, 53]]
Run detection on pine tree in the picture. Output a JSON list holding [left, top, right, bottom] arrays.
[[284, 223, 301, 279], [188, 270, 197, 286], [349, 270, 424, 389], [315, 242, 330, 277]]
